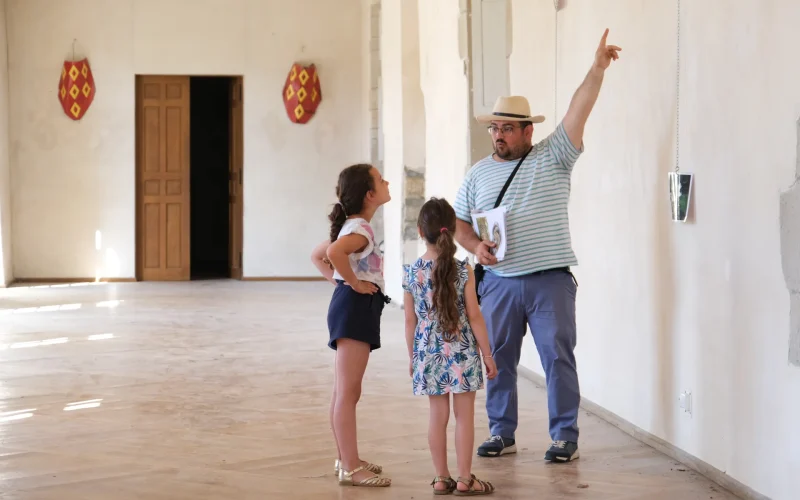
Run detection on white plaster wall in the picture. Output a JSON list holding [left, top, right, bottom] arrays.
[[506, 1, 800, 498], [7, 0, 367, 279], [0, 0, 11, 286]]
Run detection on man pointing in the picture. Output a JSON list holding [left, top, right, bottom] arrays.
[[454, 29, 621, 462]]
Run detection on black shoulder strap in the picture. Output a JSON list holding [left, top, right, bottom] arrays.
[[493, 146, 533, 209]]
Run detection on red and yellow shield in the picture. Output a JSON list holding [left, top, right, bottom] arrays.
[[58, 58, 95, 120], [282, 63, 322, 124]]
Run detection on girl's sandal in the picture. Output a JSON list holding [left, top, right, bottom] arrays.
[[338, 465, 391, 487], [431, 476, 457, 495], [334, 459, 382, 475], [453, 474, 495, 496]]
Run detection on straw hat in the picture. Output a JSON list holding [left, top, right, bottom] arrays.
[[476, 96, 545, 124]]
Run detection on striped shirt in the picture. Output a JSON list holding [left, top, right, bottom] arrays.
[[454, 122, 583, 277]]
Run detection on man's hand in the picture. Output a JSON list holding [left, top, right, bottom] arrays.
[[483, 356, 498, 380], [594, 29, 621, 70], [475, 240, 497, 266]]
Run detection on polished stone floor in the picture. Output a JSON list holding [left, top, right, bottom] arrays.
[[0, 280, 739, 499]]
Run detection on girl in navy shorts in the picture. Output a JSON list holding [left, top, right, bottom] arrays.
[[310, 163, 392, 488]]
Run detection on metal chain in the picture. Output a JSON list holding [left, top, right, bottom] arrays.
[[554, 3, 558, 120], [675, 0, 681, 173]]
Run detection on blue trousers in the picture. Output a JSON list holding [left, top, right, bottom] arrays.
[[479, 268, 580, 442]]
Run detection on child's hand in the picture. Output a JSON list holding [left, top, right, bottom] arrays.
[[349, 280, 378, 295], [483, 356, 497, 380], [409, 360, 413, 377]]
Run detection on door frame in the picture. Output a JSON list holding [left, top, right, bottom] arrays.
[[135, 74, 245, 281]]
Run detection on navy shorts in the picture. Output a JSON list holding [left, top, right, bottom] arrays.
[[327, 281, 388, 351]]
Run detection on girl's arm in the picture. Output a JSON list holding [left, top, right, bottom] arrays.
[[404, 292, 416, 358], [404, 292, 417, 376], [326, 234, 378, 294], [464, 265, 497, 379], [310, 239, 335, 284], [464, 265, 492, 355]]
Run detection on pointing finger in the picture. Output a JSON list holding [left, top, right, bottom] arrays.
[[599, 28, 609, 47]]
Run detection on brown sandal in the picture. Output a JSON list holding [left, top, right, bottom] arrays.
[[453, 474, 495, 496], [431, 476, 457, 495]]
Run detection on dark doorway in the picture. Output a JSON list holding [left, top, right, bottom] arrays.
[[190, 77, 230, 279]]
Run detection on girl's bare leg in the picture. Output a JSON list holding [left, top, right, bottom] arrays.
[[333, 338, 378, 483], [330, 354, 341, 465], [428, 394, 452, 491], [453, 391, 487, 492]]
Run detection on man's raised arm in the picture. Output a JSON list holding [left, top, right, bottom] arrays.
[[561, 29, 621, 149]]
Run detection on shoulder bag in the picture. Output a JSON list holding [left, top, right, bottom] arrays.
[[474, 147, 532, 304]]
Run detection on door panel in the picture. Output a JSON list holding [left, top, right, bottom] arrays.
[[229, 77, 244, 279], [137, 76, 191, 281]]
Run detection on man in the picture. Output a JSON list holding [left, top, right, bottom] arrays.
[[454, 29, 621, 462]]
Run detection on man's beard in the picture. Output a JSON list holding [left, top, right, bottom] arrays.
[[494, 141, 527, 161]]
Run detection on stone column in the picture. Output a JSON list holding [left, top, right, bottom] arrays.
[[418, 0, 471, 259], [0, 0, 12, 287], [380, 0, 425, 299], [379, 0, 405, 300]]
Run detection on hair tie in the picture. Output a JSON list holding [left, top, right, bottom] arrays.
[[337, 201, 348, 216], [440, 227, 448, 234]]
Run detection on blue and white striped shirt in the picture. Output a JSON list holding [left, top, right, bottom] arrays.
[[454, 122, 583, 277]]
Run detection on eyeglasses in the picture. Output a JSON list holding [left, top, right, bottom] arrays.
[[487, 125, 521, 136]]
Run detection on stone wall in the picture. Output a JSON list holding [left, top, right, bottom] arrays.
[[781, 118, 800, 367], [403, 167, 425, 240]]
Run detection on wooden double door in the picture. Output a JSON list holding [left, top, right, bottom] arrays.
[[135, 75, 243, 281]]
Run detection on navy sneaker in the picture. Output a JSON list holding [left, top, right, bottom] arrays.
[[476, 435, 517, 457], [544, 440, 580, 462]]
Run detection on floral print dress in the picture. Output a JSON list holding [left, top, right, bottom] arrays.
[[402, 258, 484, 396]]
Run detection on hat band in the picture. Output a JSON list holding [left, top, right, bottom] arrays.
[[492, 111, 531, 119]]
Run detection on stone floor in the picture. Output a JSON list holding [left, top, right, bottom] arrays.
[[0, 280, 739, 499]]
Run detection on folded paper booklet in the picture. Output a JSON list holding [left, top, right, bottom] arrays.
[[471, 206, 507, 261]]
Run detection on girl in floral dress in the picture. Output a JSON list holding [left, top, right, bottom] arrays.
[[402, 197, 498, 496]]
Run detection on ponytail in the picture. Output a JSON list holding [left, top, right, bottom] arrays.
[[328, 203, 347, 242], [417, 197, 460, 342], [432, 229, 460, 341]]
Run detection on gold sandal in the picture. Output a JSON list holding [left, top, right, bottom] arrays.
[[431, 476, 457, 495], [453, 474, 494, 496], [338, 465, 391, 487], [334, 459, 382, 475]]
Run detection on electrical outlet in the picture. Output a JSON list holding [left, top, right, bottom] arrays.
[[679, 391, 692, 415]]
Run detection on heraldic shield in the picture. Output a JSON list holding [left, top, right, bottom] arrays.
[[58, 58, 96, 120], [282, 63, 322, 124]]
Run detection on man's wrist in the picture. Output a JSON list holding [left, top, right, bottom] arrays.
[[467, 239, 483, 255], [589, 63, 605, 76]]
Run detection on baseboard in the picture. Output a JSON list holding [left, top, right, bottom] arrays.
[[12, 277, 326, 284], [241, 276, 326, 282], [518, 366, 770, 500], [12, 277, 137, 285]]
